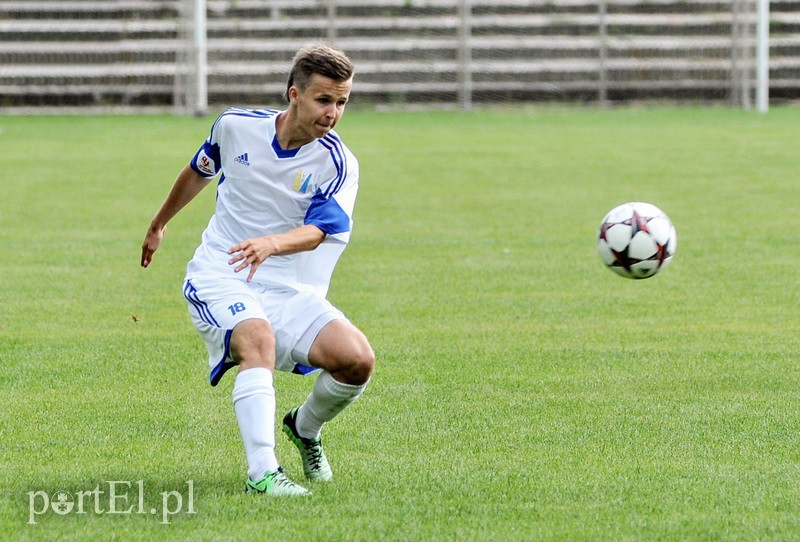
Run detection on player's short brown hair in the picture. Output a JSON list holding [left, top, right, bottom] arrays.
[[285, 44, 354, 101]]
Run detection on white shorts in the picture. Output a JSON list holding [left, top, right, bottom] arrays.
[[182, 275, 347, 386]]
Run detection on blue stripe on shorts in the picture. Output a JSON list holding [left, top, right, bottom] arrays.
[[183, 280, 220, 327]]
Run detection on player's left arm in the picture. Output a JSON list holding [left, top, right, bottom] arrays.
[[227, 225, 326, 283]]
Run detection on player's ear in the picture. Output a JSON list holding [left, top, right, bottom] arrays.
[[287, 86, 298, 104]]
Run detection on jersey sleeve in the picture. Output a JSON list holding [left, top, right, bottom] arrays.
[[189, 113, 225, 178], [303, 144, 359, 243]]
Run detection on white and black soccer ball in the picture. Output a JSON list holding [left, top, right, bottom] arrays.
[[597, 202, 677, 279]]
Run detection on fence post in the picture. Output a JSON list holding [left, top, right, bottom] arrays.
[[192, 0, 208, 116], [756, 0, 769, 112], [173, 0, 188, 114], [730, 0, 742, 107], [327, 0, 337, 42], [458, 0, 473, 110], [598, 0, 609, 106]]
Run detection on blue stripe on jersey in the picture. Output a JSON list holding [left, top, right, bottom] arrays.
[[183, 280, 220, 327], [324, 130, 344, 146], [304, 188, 350, 235], [220, 107, 279, 120], [213, 109, 278, 138], [318, 136, 347, 197], [209, 329, 234, 387], [208, 108, 279, 146], [327, 133, 347, 195], [320, 134, 346, 195], [223, 107, 280, 119]]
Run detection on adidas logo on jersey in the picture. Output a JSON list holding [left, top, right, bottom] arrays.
[[234, 153, 250, 166]]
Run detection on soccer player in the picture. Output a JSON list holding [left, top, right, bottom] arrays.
[[140, 44, 374, 496]]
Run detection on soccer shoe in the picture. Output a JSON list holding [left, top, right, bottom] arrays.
[[282, 408, 333, 482], [245, 467, 311, 496]]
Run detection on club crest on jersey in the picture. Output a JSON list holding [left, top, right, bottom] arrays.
[[196, 151, 215, 175], [293, 170, 313, 193]]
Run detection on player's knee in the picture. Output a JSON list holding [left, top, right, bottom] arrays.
[[311, 320, 374, 384], [347, 341, 375, 385]]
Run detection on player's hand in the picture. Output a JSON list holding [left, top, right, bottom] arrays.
[[141, 224, 166, 268], [228, 237, 278, 282]]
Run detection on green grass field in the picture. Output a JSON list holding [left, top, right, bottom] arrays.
[[2, 106, 799, 541]]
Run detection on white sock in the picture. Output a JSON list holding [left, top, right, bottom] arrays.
[[232, 367, 279, 482], [295, 371, 368, 439]]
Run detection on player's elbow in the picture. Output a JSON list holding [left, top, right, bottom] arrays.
[[307, 226, 327, 249]]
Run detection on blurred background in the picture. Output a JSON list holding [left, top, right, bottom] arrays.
[[0, 0, 795, 114]]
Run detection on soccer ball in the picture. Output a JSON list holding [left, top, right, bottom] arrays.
[[597, 202, 677, 279]]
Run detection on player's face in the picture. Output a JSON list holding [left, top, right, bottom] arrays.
[[289, 74, 352, 141]]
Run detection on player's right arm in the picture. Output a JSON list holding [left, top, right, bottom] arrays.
[[141, 164, 212, 268]]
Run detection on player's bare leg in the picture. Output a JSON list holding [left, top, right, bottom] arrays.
[[231, 318, 309, 496], [307, 319, 374, 385], [283, 319, 374, 481]]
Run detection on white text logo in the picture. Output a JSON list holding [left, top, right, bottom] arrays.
[[28, 480, 196, 525]]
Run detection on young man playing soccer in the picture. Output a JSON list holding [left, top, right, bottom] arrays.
[[141, 44, 374, 496]]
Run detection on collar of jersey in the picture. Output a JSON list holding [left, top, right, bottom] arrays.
[[271, 134, 303, 159]]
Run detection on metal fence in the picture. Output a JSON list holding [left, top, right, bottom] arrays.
[[0, 0, 785, 114]]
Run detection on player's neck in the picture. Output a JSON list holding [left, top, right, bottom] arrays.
[[275, 111, 314, 150]]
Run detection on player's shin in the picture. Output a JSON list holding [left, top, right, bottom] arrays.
[[232, 368, 279, 481], [295, 370, 367, 439]]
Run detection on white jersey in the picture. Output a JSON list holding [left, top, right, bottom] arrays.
[[186, 108, 359, 297]]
